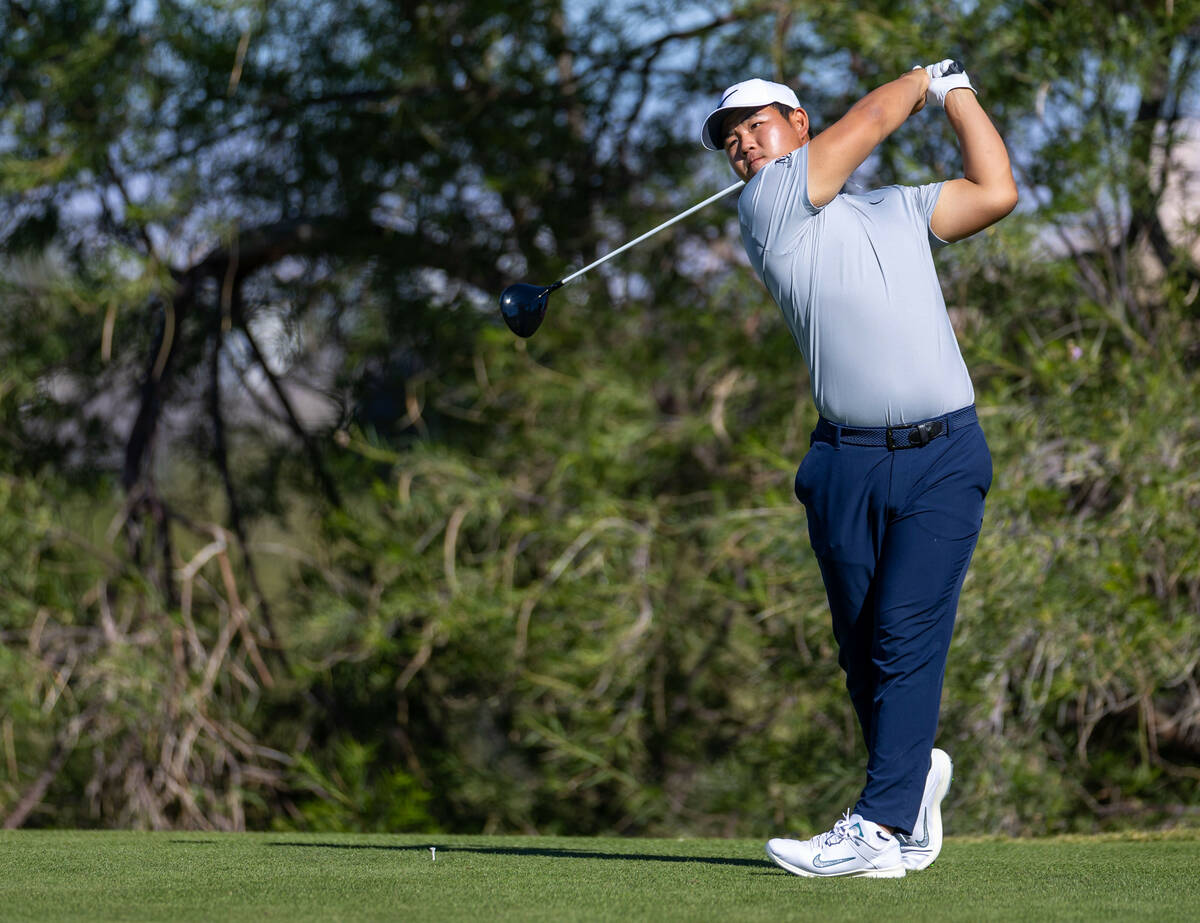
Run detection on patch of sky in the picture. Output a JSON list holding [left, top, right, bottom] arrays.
[[566, 7, 718, 94], [130, 0, 159, 27]]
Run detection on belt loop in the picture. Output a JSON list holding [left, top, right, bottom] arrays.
[[830, 420, 841, 448]]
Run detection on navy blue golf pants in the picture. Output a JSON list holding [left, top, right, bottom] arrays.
[[794, 405, 991, 834]]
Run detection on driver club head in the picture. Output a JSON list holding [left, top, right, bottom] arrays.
[[499, 282, 557, 338], [497, 179, 744, 340]]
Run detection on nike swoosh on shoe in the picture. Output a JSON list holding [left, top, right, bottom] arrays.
[[896, 811, 930, 849], [811, 853, 857, 869]]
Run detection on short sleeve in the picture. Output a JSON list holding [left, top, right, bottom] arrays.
[[909, 181, 949, 249], [738, 145, 820, 254]]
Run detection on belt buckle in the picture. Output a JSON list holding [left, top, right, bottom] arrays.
[[887, 419, 944, 450]]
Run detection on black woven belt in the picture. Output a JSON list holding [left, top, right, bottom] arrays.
[[815, 405, 977, 450]]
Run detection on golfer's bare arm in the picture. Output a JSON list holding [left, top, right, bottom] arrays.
[[929, 92, 1018, 241], [805, 69, 930, 208]]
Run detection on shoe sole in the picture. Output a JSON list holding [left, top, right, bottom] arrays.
[[901, 748, 953, 871], [765, 842, 906, 879]]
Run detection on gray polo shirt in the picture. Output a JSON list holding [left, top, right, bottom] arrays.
[[739, 144, 974, 427]]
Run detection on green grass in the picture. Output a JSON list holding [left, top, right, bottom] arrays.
[[1, 830, 1198, 921]]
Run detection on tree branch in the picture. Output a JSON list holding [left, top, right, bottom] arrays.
[[234, 297, 342, 508], [208, 307, 285, 654], [3, 703, 102, 829]]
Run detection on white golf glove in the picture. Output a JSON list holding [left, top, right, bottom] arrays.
[[922, 58, 976, 107]]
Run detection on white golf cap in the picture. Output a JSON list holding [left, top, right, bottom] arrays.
[[699, 78, 802, 151]]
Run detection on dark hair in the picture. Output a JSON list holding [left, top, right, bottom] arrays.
[[772, 102, 795, 119]]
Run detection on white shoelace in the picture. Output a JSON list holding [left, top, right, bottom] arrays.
[[806, 809, 856, 849]]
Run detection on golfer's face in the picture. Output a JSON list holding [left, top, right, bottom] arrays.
[[723, 106, 805, 181]]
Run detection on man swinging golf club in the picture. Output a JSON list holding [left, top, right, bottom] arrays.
[[700, 60, 1016, 877]]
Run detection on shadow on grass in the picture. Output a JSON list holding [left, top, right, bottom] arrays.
[[264, 841, 770, 868]]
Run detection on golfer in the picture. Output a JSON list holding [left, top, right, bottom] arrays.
[[700, 60, 1016, 877]]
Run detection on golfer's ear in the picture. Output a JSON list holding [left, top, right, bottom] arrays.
[[790, 106, 809, 140]]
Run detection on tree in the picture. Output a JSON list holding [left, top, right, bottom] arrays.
[[1, 0, 1198, 834]]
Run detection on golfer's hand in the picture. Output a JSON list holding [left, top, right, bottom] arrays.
[[923, 59, 975, 108]]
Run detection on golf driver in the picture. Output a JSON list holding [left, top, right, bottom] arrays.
[[499, 179, 745, 337]]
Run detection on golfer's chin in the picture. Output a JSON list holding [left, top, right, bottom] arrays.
[[737, 157, 767, 181]]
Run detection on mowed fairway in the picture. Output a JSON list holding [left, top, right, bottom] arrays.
[[1, 829, 1198, 922]]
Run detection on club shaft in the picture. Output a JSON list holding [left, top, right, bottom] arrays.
[[558, 180, 745, 287]]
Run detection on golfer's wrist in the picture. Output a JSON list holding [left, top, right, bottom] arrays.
[[906, 67, 931, 98], [942, 85, 980, 118]]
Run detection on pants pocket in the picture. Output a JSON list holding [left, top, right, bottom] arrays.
[[794, 441, 831, 504], [907, 429, 992, 541]]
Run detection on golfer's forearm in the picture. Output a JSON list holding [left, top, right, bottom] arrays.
[[945, 91, 1017, 201], [807, 69, 931, 206], [847, 69, 930, 140]]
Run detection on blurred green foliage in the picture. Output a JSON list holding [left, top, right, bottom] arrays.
[[0, 0, 1198, 836]]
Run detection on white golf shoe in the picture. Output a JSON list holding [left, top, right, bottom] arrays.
[[765, 812, 905, 878], [896, 747, 953, 871]]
